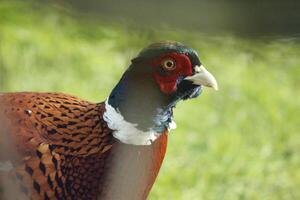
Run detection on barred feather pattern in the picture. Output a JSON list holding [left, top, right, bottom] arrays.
[[0, 92, 168, 200]]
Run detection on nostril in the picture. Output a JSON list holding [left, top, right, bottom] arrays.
[[194, 65, 203, 73]]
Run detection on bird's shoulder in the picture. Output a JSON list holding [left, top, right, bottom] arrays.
[[0, 92, 115, 199], [0, 92, 113, 158]]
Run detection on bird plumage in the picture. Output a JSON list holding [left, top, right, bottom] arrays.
[[0, 92, 167, 200], [0, 41, 218, 200]]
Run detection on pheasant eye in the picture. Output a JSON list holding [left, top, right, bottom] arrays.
[[162, 59, 176, 70]]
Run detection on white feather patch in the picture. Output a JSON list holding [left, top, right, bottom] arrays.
[[0, 161, 13, 172], [169, 120, 177, 130], [103, 100, 175, 145]]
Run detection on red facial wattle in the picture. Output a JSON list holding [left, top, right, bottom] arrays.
[[151, 52, 193, 94]]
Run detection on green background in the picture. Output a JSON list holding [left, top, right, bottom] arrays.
[[0, 1, 300, 199]]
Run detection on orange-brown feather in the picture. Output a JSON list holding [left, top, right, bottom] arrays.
[[0, 92, 168, 200]]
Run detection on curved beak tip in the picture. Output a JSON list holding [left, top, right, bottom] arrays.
[[211, 82, 219, 91]]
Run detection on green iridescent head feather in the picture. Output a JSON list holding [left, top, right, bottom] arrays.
[[132, 41, 201, 66]]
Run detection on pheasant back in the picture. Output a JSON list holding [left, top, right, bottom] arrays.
[[0, 92, 167, 200]]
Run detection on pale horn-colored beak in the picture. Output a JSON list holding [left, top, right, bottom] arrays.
[[184, 65, 218, 90]]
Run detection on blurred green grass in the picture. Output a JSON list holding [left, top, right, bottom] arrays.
[[1, 1, 300, 200]]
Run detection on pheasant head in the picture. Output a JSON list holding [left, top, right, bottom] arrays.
[[105, 41, 218, 145]]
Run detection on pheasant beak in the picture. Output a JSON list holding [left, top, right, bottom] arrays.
[[184, 65, 218, 90]]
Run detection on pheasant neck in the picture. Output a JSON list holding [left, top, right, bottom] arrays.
[[104, 65, 177, 145]]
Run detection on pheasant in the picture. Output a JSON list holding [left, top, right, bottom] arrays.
[[0, 41, 218, 200]]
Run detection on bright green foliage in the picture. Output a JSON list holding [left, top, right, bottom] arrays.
[[0, 1, 300, 200]]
